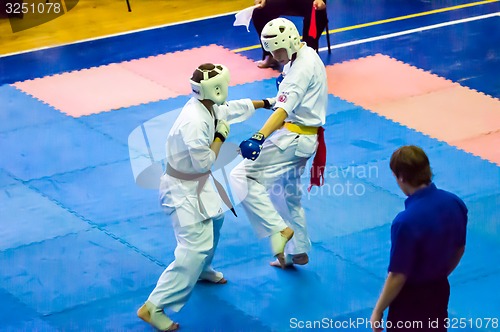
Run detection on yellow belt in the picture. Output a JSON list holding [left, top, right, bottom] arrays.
[[283, 122, 318, 135]]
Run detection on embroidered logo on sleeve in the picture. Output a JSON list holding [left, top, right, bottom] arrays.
[[278, 94, 287, 103]]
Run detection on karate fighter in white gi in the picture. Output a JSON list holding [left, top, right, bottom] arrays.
[[137, 63, 275, 331], [230, 18, 328, 269]]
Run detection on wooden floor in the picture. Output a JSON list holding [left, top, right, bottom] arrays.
[[0, 0, 249, 55]]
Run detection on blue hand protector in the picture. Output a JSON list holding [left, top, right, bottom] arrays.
[[239, 132, 265, 161]]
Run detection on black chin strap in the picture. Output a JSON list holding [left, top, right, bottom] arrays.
[[290, 52, 298, 66]]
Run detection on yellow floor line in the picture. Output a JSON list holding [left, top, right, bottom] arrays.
[[232, 0, 499, 53]]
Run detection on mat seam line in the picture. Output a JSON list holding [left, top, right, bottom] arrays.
[[2, 168, 168, 269]]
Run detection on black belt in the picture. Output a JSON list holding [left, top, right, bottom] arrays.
[[165, 164, 237, 217]]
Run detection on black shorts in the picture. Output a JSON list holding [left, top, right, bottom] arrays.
[[387, 278, 450, 331]]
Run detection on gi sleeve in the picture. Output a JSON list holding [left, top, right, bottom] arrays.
[[274, 65, 309, 115], [182, 121, 216, 173], [215, 99, 255, 125]]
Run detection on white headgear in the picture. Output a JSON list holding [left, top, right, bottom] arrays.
[[190, 64, 230, 105], [261, 18, 301, 60]]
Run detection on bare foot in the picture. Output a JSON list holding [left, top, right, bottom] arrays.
[[200, 277, 227, 284], [270, 258, 293, 269], [270, 227, 294, 268], [270, 253, 309, 268], [276, 252, 286, 268], [198, 270, 227, 284], [216, 277, 228, 284], [137, 304, 151, 323], [137, 303, 179, 331], [292, 253, 309, 265], [168, 323, 180, 331]]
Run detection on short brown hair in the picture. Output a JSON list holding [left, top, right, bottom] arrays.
[[390, 145, 432, 187]]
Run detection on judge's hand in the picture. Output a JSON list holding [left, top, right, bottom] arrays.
[[255, 0, 266, 8], [313, 0, 326, 10]]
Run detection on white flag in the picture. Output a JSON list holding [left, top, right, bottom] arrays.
[[233, 5, 260, 32]]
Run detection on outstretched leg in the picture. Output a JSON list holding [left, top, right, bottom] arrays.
[[230, 138, 306, 267], [138, 215, 215, 329]]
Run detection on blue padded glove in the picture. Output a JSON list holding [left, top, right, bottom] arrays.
[[239, 132, 265, 161], [276, 73, 284, 90]]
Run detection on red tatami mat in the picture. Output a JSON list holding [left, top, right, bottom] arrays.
[[12, 45, 278, 117], [120, 45, 278, 95], [453, 131, 500, 166], [368, 86, 500, 142], [327, 53, 500, 165], [13, 64, 177, 117], [327, 54, 457, 108]]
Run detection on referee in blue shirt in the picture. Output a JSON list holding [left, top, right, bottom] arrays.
[[370, 146, 468, 332]]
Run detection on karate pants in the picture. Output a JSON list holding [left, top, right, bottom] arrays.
[[148, 213, 224, 312], [230, 138, 312, 255]]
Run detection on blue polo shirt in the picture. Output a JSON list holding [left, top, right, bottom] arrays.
[[388, 183, 468, 283]]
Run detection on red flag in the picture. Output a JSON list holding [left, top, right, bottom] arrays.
[[308, 5, 317, 39], [308, 126, 326, 191]]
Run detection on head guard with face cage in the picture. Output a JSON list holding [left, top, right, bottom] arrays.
[[190, 64, 230, 105], [261, 18, 301, 60]]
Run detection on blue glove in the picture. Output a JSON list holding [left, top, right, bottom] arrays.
[[239, 132, 265, 161], [276, 73, 284, 90]]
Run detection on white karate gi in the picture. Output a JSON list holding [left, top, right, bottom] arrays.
[[148, 97, 255, 312], [230, 44, 327, 258]]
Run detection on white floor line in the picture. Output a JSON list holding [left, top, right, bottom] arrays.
[[1, 11, 498, 59], [0, 10, 239, 58], [318, 12, 500, 53]]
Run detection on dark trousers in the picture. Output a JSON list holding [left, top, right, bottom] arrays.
[[252, 0, 328, 58], [387, 278, 450, 331]]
